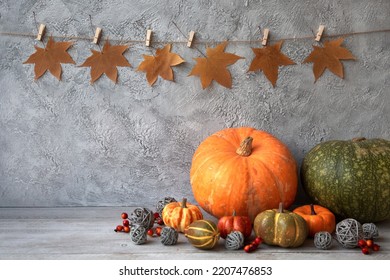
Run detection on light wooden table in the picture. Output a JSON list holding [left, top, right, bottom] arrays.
[[0, 207, 389, 260]]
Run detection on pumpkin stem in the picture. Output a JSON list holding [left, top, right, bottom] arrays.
[[181, 198, 187, 208], [310, 204, 317, 215], [352, 137, 366, 142], [232, 210, 236, 216], [278, 202, 284, 213], [236, 137, 253, 157]]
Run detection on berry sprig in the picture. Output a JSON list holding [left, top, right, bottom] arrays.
[[114, 212, 131, 233], [358, 239, 380, 255], [244, 236, 262, 253]]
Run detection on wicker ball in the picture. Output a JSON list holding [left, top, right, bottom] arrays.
[[129, 207, 155, 229], [130, 225, 147, 245], [160, 227, 179, 246], [335, 218, 363, 248], [362, 223, 379, 239], [314, 231, 333, 250], [225, 231, 244, 250], [156, 197, 177, 216]]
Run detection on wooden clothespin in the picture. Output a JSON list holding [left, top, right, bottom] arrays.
[[315, 25, 325, 42], [262, 28, 269, 46], [92, 27, 102, 44], [145, 29, 152, 47], [36, 24, 46, 41], [187, 31, 195, 48]]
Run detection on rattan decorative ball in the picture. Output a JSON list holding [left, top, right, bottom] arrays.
[[362, 223, 379, 239], [130, 225, 147, 245], [160, 226, 178, 246], [335, 218, 363, 248], [225, 231, 244, 250], [314, 231, 333, 250], [156, 197, 177, 216], [129, 207, 155, 229]]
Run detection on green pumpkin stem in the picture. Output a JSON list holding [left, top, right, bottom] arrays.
[[236, 137, 253, 157], [181, 198, 187, 208], [310, 204, 317, 215], [278, 202, 284, 213]]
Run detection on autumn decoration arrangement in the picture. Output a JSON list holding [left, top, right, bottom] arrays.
[[113, 126, 389, 256], [22, 31, 357, 88]]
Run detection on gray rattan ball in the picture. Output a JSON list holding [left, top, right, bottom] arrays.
[[335, 218, 363, 248], [314, 231, 333, 250], [160, 227, 178, 246], [362, 223, 379, 239], [225, 231, 244, 250], [130, 225, 147, 245], [129, 207, 155, 229], [156, 197, 177, 216]]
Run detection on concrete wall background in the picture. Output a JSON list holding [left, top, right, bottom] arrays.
[[0, 0, 389, 208]]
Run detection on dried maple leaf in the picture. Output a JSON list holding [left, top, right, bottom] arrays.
[[23, 36, 75, 80], [80, 40, 131, 84], [248, 40, 295, 87], [189, 41, 243, 89], [137, 44, 184, 86], [304, 38, 356, 82]]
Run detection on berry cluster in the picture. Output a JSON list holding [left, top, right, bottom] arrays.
[[147, 226, 163, 237], [244, 237, 262, 253], [154, 212, 164, 226], [114, 212, 131, 233], [358, 239, 380, 255]]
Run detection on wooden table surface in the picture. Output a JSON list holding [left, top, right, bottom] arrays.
[[0, 207, 389, 260]]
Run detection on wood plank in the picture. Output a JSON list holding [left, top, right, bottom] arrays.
[[0, 207, 389, 260]]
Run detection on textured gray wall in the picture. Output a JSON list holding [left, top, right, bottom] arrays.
[[0, 0, 389, 208]]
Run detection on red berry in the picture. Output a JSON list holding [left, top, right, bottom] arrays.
[[358, 239, 367, 248], [115, 225, 124, 232], [155, 227, 162, 236], [153, 213, 160, 219], [254, 237, 263, 245], [366, 239, 373, 248], [123, 219, 130, 226], [123, 226, 130, 233], [372, 244, 380, 252], [157, 219, 164, 225], [121, 212, 128, 219], [147, 229, 154, 237], [361, 246, 370, 255], [244, 245, 251, 253]]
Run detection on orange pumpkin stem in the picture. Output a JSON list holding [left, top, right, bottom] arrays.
[[181, 198, 188, 208], [310, 204, 317, 215], [278, 202, 284, 213], [236, 137, 253, 156]]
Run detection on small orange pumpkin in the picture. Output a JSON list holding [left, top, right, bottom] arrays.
[[162, 198, 203, 233], [293, 204, 336, 237]]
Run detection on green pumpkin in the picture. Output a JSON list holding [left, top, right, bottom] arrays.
[[301, 137, 390, 223], [185, 220, 220, 250], [253, 203, 308, 248]]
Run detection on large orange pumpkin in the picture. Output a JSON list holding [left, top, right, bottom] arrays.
[[190, 127, 298, 221]]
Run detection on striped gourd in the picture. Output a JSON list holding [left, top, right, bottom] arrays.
[[185, 220, 220, 250], [301, 138, 390, 223]]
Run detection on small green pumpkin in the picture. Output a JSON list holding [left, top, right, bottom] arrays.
[[253, 203, 308, 248], [301, 137, 390, 223], [185, 219, 220, 250]]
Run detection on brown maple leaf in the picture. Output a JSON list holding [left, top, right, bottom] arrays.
[[304, 38, 356, 82], [248, 40, 295, 87], [137, 44, 184, 86], [189, 41, 243, 89], [23, 36, 75, 80], [80, 40, 131, 84]]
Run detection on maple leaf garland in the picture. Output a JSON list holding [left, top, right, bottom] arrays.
[[137, 44, 184, 86], [248, 40, 295, 87], [80, 40, 131, 84], [189, 41, 243, 89], [23, 36, 75, 80], [304, 38, 356, 82]]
